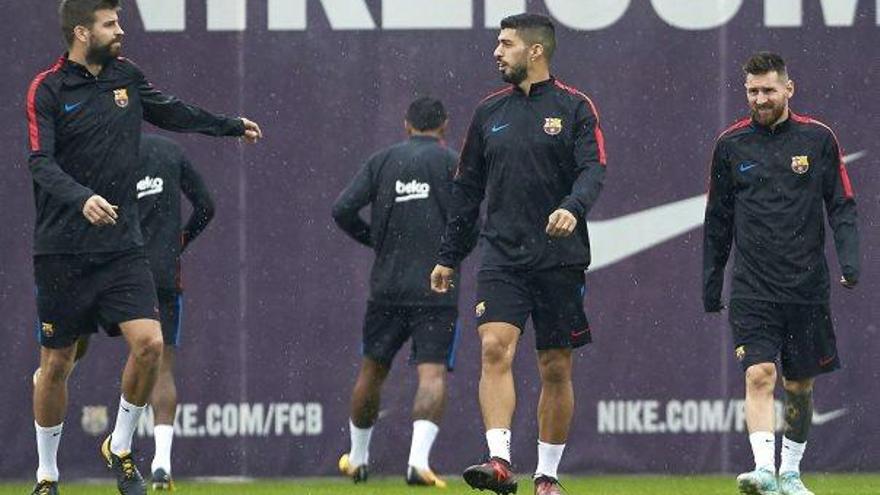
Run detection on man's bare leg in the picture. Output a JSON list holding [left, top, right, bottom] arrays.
[[478, 322, 519, 461], [534, 348, 573, 481], [778, 377, 815, 492], [407, 363, 447, 479], [462, 323, 520, 493], [344, 357, 390, 471], [108, 319, 164, 456], [33, 343, 78, 483], [150, 346, 177, 480], [736, 362, 780, 493]]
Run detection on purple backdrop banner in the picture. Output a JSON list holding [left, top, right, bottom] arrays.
[[1, 0, 878, 479]]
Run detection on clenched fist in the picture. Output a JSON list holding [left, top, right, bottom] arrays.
[[546, 208, 577, 237], [430, 264, 455, 294]]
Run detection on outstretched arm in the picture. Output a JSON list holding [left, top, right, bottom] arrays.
[[133, 62, 261, 141]]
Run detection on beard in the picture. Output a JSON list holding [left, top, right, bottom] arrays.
[[751, 102, 786, 126], [86, 35, 122, 66], [500, 61, 528, 85]]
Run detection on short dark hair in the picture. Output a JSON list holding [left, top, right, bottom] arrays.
[[406, 97, 447, 132], [59, 0, 121, 46], [742, 52, 788, 78], [500, 13, 556, 61]]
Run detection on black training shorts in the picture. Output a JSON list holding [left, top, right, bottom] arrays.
[[362, 303, 460, 370], [728, 298, 840, 380], [475, 268, 591, 350], [34, 248, 159, 349]]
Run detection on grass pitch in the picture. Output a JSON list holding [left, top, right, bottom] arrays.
[[0, 474, 877, 494]]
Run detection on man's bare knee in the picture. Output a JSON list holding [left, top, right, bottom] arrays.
[[417, 364, 447, 389], [482, 341, 511, 369], [746, 363, 777, 391], [133, 334, 164, 365], [42, 358, 75, 384], [782, 377, 814, 394], [40, 346, 77, 384], [481, 331, 516, 368], [359, 358, 390, 385], [537, 349, 572, 384], [479, 323, 519, 370]]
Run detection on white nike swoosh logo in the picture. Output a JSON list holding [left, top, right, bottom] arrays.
[[137, 187, 164, 199], [587, 151, 866, 271], [395, 192, 429, 203], [812, 407, 847, 425]]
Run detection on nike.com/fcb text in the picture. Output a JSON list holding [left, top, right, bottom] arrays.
[[597, 400, 845, 434]]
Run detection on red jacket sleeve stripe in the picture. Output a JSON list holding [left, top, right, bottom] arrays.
[[791, 112, 854, 199], [554, 80, 607, 165], [26, 58, 64, 152]]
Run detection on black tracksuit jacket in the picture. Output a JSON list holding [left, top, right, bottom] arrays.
[[437, 77, 607, 271], [138, 134, 214, 291], [332, 136, 477, 307], [26, 54, 242, 255], [703, 112, 859, 310]]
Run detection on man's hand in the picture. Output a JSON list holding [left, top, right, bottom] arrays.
[[240, 117, 263, 144], [82, 195, 118, 226], [840, 276, 857, 289], [430, 264, 455, 294], [546, 208, 577, 237]]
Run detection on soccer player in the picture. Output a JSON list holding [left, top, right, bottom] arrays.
[[431, 13, 607, 495], [703, 52, 859, 495], [31, 134, 216, 490], [138, 134, 216, 490], [26, 1, 261, 494], [332, 97, 477, 488]]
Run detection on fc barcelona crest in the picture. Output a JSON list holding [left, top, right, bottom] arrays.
[[113, 88, 129, 108], [475, 301, 486, 317], [81, 405, 109, 436], [791, 155, 809, 175], [41, 322, 54, 337], [543, 117, 563, 136]]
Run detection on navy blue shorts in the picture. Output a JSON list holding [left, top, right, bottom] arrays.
[[157, 289, 183, 347], [34, 248, 159, 349], [728, 299, 840, 380], [362, 304, 460, 371], [475, 268, 591, 350]]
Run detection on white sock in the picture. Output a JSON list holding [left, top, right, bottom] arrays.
[[35, 422, 63, 482], [535, 441, 565, 480], [749, 431, 776, 472], [151, 424, 174, 474], [486, 428, 511, 463], [780, 437, 807, 474], [110, 395, 146, 456], [408, 420, 439, 470], [349, 420, 373, 467]]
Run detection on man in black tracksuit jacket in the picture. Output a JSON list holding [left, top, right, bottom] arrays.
[[431, 14, 606, 494], [138, 134, 215, 489], [332, 98, 476, 488], [35, 133, 216, 490], [25, 3, 261, 494], [702, 53, 858, 495]]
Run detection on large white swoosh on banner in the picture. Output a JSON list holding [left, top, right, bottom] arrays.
[[587, 151, 867, 271], [812, 407, 848, 425], [588, 195, 707, 270]]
